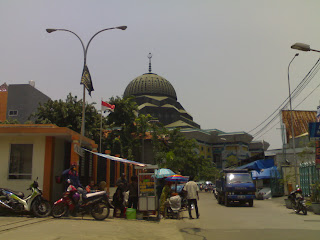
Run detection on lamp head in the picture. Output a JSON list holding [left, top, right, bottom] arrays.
[[291, 43, 310, 52], [46, 29, 57, 33], [116, 26, 127, 30], [295, 53, 299, 57]]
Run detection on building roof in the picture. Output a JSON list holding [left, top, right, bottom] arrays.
[[123, 73, 177, 100], [282, 110, 316, 142], [165, 120, 195, 128], [0, 124, 95, 147]]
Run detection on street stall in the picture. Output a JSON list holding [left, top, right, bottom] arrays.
[[135, 165, 158, 217]]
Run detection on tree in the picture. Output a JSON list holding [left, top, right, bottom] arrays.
[[225, 155, 238, 168], [32, 93, 107, 145], [0, 119, 20, 124]]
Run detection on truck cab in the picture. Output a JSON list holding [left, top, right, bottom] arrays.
[[216, 169, 256, 207]]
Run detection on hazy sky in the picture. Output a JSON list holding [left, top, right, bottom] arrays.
[[1, 0, 320, 149]]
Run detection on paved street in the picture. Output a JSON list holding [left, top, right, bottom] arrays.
[[1, 192, 320, 240]]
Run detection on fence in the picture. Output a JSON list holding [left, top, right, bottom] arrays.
[[299, 162, 319, 196]]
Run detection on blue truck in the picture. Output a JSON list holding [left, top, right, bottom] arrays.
[[216, 169, 256, 207]]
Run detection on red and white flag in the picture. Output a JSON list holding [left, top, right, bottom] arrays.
[[101, 100, 115, 112]]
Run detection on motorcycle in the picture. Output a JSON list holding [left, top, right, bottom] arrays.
[[0, 178, 51, 217], [288, 186, 307, 215], [52, 182, 111, 221]]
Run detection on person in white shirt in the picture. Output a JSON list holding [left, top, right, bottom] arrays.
[[183, 176, 199, 219]]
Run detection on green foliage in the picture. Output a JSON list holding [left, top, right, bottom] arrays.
[[225, 155, 238, 168], [32, 93, 107, 145], [298, 139, 315, 163], [311, 180, 320, 203], [0, 118, 20, 124]]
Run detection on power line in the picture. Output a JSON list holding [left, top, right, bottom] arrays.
[[251, 57, 320, 138], [254, 73, 320, 140], [249, 57, 320, 135]]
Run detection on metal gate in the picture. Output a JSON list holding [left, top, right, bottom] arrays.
[[299, 162, 319, 197]]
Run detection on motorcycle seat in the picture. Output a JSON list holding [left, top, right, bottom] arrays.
[[2, 188, 24, 198]]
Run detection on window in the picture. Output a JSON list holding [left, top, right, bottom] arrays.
[[8, 144, 33, 179], [8, 110, 18, 116]]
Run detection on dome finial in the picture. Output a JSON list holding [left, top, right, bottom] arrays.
[[148, 53, 152, 73]]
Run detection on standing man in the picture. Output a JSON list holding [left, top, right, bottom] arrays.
[[116, 173, 128, 192], [183, 176, 199, 219]]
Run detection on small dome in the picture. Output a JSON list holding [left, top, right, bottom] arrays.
[[124, 73, 177, 100]]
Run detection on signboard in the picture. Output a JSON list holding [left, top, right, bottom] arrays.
[[74, 144, 84, 157], [139, 174, 155, 196], [308, 122, 320, 139]]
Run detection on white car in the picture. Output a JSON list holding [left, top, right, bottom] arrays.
[[256, 187, 271, 200]]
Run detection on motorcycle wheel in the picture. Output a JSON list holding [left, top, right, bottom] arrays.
[[91, 202, 110, 221], [32, 199, 52, 218], [52, 202, 68, 218], [302, 206, 307, 215], [294, 204, 301, 214]]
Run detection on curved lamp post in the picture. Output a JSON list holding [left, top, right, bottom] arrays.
[[46, 26, 127, 146], [288, 53, 299, 185]]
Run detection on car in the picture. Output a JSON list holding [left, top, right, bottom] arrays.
[[256, 187, 271, 200]]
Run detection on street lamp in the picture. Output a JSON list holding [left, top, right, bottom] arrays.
[[46, 26, 127, 148], [291, 42, 320, 53], [287, 53, 299, 185]]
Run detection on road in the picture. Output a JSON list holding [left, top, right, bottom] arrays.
[[0, 192, 320, 240], [178, 192, 320, 240]]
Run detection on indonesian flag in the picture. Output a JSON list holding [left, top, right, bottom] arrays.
[[101, 100, 115, 112]]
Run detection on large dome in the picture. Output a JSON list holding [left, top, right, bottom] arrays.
[[123, 73, 177, 100]]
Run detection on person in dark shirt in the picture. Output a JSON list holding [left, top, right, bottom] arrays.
[[128, 176, 138, 209], [113, 187, 125, 218], [116, 173, 128, 192], [62, 163, 83, 190]]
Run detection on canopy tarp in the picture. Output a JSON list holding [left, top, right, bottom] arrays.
[[83, 149, 146, 167], [237, 159, 274, 172], [251, 166, 280, 180]]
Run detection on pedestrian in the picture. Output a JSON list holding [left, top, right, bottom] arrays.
[[183, 175, 200, 219], [128, 176, 138, 209], [113, 187, 125, 218], [116, 173, 128, 192], [160, 181, 172, 216], [62, 163, 83, 190]]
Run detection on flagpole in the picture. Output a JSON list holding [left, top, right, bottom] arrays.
[[100, 98, 103, 153]]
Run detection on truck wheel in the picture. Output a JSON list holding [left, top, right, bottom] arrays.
[[248, 200, 253, 207], [224, 193, 229, 207], [218, 195, 222, 204]]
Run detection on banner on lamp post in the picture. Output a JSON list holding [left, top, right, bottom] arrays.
[[81, 64, 94, 96]]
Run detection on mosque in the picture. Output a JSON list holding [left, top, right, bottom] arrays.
[[123, 54, 268, 168]]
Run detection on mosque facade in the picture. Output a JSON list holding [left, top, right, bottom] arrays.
[[123, 54, 268, 168]]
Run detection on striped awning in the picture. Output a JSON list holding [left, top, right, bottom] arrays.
[[83, 149, 147, 167]]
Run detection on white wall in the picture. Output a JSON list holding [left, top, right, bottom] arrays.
[[0, 135, 46, 196]]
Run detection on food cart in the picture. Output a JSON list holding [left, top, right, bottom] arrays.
[[135, 165, 158, 215]]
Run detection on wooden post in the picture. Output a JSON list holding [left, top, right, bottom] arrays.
[[43, 136, 55, 202], [105, 150, 111, 192], [92, 144, 98, 184]]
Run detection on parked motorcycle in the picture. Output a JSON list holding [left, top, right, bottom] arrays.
[[0, 178, 51, 217], [52, 181, 111, 220], [288, 186, 307, 215]]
